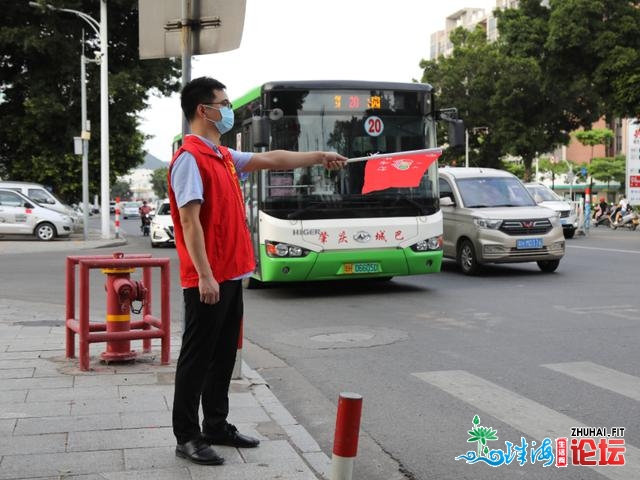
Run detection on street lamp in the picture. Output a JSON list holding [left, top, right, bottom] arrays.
[[29, 1, 111, 239]]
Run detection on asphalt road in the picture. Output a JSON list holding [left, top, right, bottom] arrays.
[[1, 217, 639, 480]]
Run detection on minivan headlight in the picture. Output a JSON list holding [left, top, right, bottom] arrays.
[[473, 218, 503, 229]]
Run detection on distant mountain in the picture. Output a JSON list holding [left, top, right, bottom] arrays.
[[141, 152, 169, 170]]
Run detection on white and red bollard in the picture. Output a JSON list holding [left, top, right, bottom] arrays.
[[114, 196, 121, 239], [331, 392, 363, 480]]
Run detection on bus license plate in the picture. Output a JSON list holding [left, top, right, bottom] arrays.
[[516, 238, 543, 250], [343, 262, 380, 274]]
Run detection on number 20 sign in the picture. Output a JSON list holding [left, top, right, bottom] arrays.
[[364, 116, 384, 137]]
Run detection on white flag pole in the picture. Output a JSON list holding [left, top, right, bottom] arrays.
[[345, 147, 443, 164]]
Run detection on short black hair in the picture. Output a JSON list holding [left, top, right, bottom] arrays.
[[181, 77, 227, 121]]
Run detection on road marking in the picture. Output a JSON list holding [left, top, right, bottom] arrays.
[[567, 245, 640, 255], [543, 361, 640, 402], [413, 369, 639, 479], [554, 305, 639, 320]]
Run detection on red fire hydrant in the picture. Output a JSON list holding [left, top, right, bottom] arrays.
[[101, 254, 147, 362]]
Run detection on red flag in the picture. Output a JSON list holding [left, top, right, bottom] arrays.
[[361, 150, 442, 194]]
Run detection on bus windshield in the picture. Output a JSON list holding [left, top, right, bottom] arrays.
[[258, 88, 437, 220]]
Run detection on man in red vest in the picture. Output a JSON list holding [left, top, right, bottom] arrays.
[[169, 77, 346, 465]]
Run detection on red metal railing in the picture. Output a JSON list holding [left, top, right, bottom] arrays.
[[65, 253, 171, 371]]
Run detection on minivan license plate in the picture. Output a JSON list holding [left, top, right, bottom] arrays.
[[342, 262, 380, 274], [516, 238, 543, 250]]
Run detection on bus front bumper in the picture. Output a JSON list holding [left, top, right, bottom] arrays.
[[258, 246, 442, 283]]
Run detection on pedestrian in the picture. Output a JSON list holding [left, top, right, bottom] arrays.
[[169, 76, 346, 465]]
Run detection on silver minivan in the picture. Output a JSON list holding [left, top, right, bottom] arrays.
[[439, 167, 565, 274], [0, 188, 73, 240]]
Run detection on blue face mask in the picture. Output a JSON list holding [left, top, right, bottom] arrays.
[[206, 106, 234, 134]]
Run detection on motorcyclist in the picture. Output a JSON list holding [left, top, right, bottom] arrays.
[[139, 200, 152, 231], [594, 197, 608, 221], [612, 196, 628, 224]]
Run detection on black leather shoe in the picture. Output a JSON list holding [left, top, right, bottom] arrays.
[[204, 423, 260, 448], [176, 438, 225, 465]]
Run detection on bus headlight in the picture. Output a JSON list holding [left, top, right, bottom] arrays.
[[410, 235, 442, 252], [265, 241, 310, 258]]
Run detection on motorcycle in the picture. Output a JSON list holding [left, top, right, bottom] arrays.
[[141, 213, 151, 236], [609, 207, 639, 230], [593, 206, 612, 227]]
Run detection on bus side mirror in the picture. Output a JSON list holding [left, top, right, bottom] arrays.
[[448, 120, 465, 149], [251, 116, 270, 148]]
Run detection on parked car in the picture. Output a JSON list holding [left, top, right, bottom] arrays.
[[0, 188, 73, 241], [150, 199, 174, 248], [0, 181, 82, 231], [122, 201, 141, 219], [438, 167, 565, 275], [525, 183, 578, 239]]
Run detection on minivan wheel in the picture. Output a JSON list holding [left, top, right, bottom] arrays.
[[35, 222, 56, 241], [457, 239, 480, 275], [564, 230, 575, 239], [537, 259, 560, 273]]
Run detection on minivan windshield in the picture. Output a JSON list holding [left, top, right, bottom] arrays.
[[457, 177, 537, 208]]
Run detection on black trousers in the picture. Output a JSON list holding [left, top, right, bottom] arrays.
[[172, 280, 243, 444]]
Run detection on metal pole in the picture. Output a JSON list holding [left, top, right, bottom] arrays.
[[100, 0, 110, 239], [181, 0, 192, 140], [464, 129, 469, 168], [80, 48, 89, 241]]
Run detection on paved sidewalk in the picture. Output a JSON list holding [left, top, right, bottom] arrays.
[[0, 319, 331, 480], [0, 233, 332, 480]]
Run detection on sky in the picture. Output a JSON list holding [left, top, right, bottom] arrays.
[[139, 0, 496, 161]]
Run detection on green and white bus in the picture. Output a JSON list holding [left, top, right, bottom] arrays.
[[176, 80, 463, 287]]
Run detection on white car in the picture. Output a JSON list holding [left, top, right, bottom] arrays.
[[525, 183, 578, 239], [0, 188, 74, 241], [122, 201, 141, 219], [150, 199, 174, 247]]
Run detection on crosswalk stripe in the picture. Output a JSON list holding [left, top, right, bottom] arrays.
[[413, 370, 639, 480], [543, 361, 640, 402]]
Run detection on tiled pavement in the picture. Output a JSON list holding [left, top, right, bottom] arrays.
[[0, 231, 332, 479], [0, 319, 331, 480]]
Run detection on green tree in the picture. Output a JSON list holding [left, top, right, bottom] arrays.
[[546, 0, 640, 121], [151, 167, 169, 199], [420, 26, 504, 169], [537, 157, 569, 189], [589, 155, 625, 191], [110, 179, 131, 201], [492, 0, 582, 180], [0, 0, 180, 203], [574, 128, 614, 189]]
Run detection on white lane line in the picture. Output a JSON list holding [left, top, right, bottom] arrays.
[[413, 370, 639, 480], [567, 245, 640, 254], [543, 362, 640, 402]]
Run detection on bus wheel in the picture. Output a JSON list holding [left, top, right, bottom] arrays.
[[242, 276, 263, 289]]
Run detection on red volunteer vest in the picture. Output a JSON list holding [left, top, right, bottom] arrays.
[[168, 135, 255, 287]]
